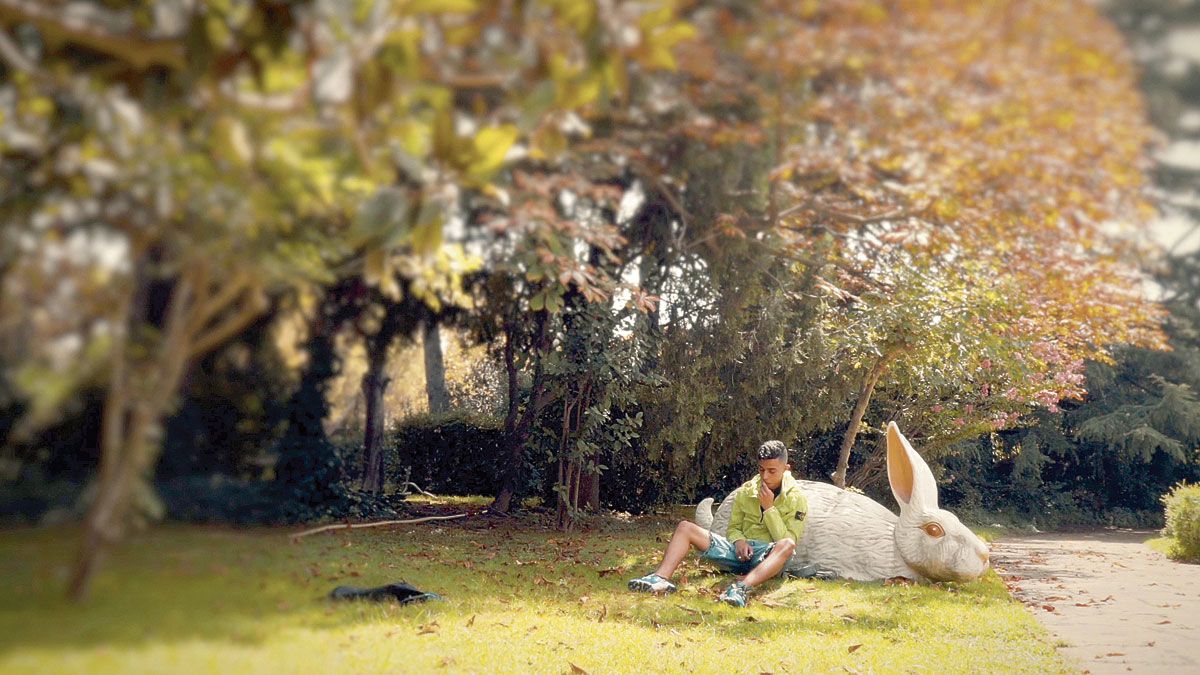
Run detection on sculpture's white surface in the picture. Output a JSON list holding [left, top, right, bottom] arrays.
[[694, 422, 990, 582]]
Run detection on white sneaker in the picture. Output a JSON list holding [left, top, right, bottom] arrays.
[[627, 573, 677, 594]]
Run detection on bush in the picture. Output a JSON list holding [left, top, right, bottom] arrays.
[[158, 473, 407, 525], [1162, 482, 1200, 562], [390, 412, 525, 497], [158, 433, 407, 525]]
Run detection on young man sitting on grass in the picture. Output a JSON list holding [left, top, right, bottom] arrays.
[[628, 440, 807, 607]]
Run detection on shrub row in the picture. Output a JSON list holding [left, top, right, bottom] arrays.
[[389, 412, 516, 496]]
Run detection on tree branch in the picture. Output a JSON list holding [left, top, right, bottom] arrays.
[[0, 0, 186, 71], [0, 26, 33, 72], [290, 512, 472, 540], [187, 287, 268, 358], [186, 271, 251, 339], [630, 160, 692, 228]]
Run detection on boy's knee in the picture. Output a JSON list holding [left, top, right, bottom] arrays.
[[776, 538, 796, 555]]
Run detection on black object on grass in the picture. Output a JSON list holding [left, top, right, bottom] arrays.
[[329, 582, 443, 604]]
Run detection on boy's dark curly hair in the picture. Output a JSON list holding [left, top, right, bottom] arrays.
[[757, 440, 788, 464]]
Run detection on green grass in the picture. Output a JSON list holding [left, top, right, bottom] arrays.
[[1145, 535, 1200, 563], [0, 505, 1070, 674]]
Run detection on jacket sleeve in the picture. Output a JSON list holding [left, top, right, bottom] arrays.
[[726, 490, 748, 543], [762, 491, 807, 542], [786, 491, 808, 542]]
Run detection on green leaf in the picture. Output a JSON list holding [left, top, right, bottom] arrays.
[[654, 23, 697, 48], [411, 199, 444, 255], [469, 125, 519, 179], [406, 0, 479, 14]]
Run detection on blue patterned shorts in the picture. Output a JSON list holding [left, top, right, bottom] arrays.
[[702, 533, 776, 575]]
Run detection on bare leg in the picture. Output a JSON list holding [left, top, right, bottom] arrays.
[[741, 538, 796, 588], [653, 521, 711, 579]]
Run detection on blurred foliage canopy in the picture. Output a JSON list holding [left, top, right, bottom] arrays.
[[0, 0, 1184, 594]]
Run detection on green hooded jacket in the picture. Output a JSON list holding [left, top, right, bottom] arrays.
[[725, 471, 808, 544]]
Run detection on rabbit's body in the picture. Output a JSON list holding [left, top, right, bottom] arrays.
[[693, 423, 991, 583], [696, 481, 919, 581]]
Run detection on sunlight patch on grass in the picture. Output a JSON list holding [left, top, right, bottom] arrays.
[[0, 514, 1070, 674], [970, 525, 1006, 543], [1146, 535, 1172, 557], [1145, 535, 1200, 563]]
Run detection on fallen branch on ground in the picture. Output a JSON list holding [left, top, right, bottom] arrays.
[[397, 481, 436, 498], [290, 511, 477, 541]]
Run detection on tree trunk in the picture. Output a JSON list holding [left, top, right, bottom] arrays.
[[493, 312, 550, 513], [582, 471, 600, 509], [555, 400, 573, 530], [68, 272, 197, 600], [832, 357, 889, 488], [360, 339, 391, 494], [68, 404, 152, 599], [422, 320, 450, 414], [493, 318, 522, 514]]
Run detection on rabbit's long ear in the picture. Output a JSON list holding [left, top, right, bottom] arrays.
[[887, 422, 939, 512]]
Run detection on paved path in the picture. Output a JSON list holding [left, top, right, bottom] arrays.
[[992, 530, 1200, 674]]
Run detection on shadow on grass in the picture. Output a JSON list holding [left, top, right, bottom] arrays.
[[0, 514, 1005, 656]]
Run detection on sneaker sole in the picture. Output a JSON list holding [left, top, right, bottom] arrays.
[[628, 580, 676, 594]]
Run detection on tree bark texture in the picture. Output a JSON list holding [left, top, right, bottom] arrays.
[[493, 312, 550, 513], [832, 356, 889, 488], [69, 258, 267, 601], [360, 337, 392, 493], [422, 320, 450, 414]]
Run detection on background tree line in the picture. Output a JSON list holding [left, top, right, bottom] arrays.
[[1, 0, 1196, 598]]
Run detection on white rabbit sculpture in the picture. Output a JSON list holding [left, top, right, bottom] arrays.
[[694, 422, 990, 582]]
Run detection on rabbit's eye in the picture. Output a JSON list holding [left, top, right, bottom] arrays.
[[922, 523, 945, 538]]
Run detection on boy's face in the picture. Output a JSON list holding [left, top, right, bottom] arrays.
[[758, 458, 789, 490]]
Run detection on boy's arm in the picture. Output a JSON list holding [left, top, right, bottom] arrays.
[[785, 492, 808, 542], [762, 492, 808, 542], [726, 492, 747, 543]]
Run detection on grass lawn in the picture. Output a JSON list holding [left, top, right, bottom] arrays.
[[1, 500, 1070, 674], [1145, 534, 1199, 563]]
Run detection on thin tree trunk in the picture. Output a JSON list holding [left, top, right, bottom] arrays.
[[555, 399, 573, 530], [69, 274, 195, 600], [570, 461, 582, 528], [833, 357, 889, 488], [555, 455, 566, 529], [360, 338, 391, 494], [422, 321, 450, 414], [493, 319, 521, 515], [493, 312, 550, 513], [582, 470, 600, 510], [68, 405, 149, 599]]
